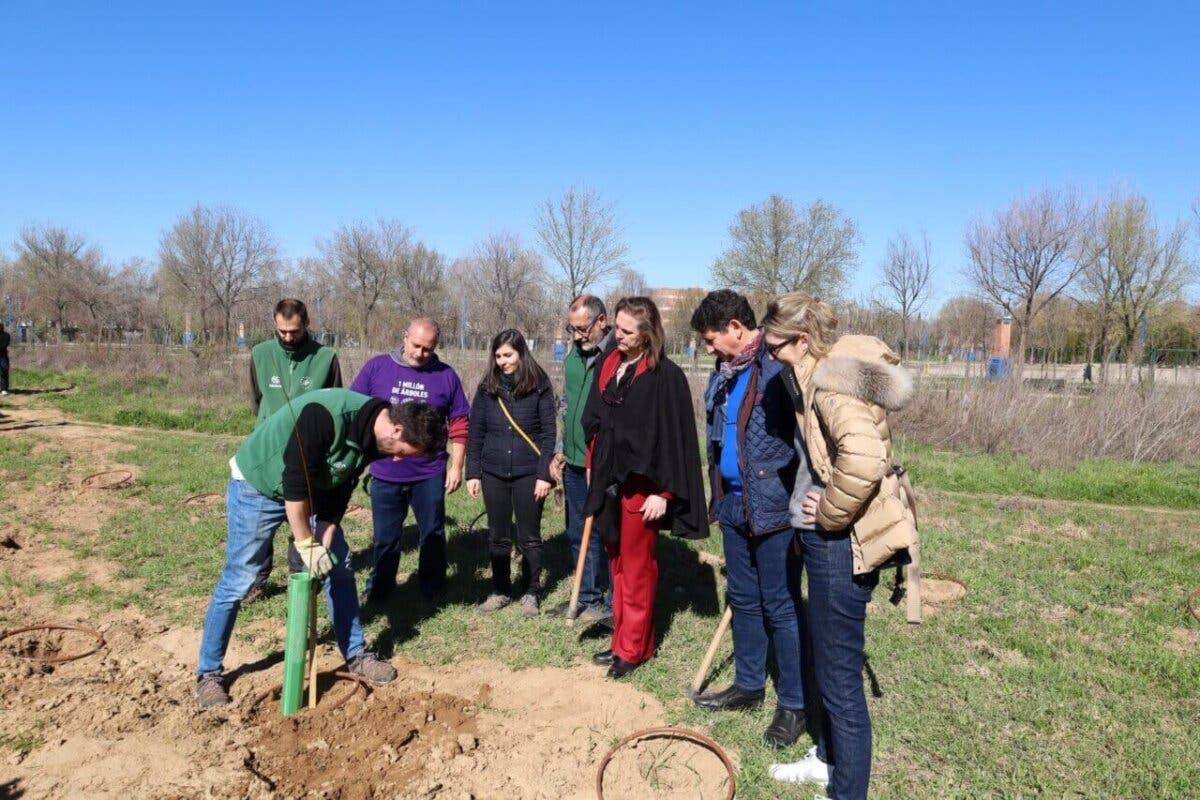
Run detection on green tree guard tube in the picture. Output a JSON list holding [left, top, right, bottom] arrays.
[[281, 571, 313, 716]]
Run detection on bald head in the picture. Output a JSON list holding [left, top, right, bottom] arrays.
[[402, 317, 441, 367]]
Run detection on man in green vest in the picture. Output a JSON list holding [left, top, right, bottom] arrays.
[[244, 298, 344, 602], [196, 389, 445, 709], [546, 294, 614, 623]]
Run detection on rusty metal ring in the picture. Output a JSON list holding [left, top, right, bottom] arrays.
[[244, 670, 373, 718], [182, 492, 223, 507], [1188, 587, 1200, 623], [595, 725, 736, 800], [0, 623, 106, 664], [82, 469, 133, 489]]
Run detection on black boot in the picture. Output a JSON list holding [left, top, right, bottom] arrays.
[[693, 684, 766, 711], [606, 656, 641, 679], [592, 648, 615, 666], [763, 706, 806, 749]]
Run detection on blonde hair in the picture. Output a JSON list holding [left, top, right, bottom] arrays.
[[761, 293, 838, 358]]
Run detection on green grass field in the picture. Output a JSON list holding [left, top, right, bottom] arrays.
[[3, 366, 1199, 798]]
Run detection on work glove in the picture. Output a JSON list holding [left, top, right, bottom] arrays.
[[294, 538, 335, 579]]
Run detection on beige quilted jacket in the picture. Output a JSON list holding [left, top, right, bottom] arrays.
[[793, 335, 918, 575]]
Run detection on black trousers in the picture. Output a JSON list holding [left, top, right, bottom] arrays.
[[481, 472, 544, 595]]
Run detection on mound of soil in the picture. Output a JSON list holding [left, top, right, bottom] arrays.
[[247, 686, 481, 799], [922, 577, 967, 610]]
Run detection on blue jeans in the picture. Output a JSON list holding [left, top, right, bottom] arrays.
[[363, 472, 447, 600], [197, 478, 365, 675], [564, 464, 609, 611], [718, 493, 805, 709], [801, 528, 878, 800]]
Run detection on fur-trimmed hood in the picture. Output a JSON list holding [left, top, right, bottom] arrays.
[[813, 335, 913, 411]]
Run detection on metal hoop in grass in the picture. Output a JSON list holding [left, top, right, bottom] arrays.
[[0, 624, 106, 664], [81, 469, 133, 490], [595, 726, 736, 800], [244, 670, 373, 719], [1188, 587, 1200, 623], [182, 492, 223, 510]]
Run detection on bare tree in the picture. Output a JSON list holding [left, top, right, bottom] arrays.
[[536, 187, 630, 298], [320, 219, 411, 349], [394, 241, 447, 319], [159, 206, 279, 344], [711, 195, 857, 299], [71, 255, 117, 341], [110, 258, 160, 338], [1091, 192, 1193, 366], [464, 232, 548, 339], [881, 231, 934, 359], [965, 188, 1092, 366], [933, 295, 995, 357], [604, 267, 647, 309], [15, 225, 100, 338]]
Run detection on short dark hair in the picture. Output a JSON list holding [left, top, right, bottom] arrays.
[[274, 298, 309, 324], [569, 294, 607, 321], [388, 401, 447, 454], [480, 329, 550, 397], [690, 289, 756, 334]]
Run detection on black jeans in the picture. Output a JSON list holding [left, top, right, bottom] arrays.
[[0, 355, 9, 392], [482, 472, 544, 595]]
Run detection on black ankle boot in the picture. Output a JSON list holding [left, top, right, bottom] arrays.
[[763, 706, 806, 749], [606, 656, 641, 679], [592, 648, 615, 666]]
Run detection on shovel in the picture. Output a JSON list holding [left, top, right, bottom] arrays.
[[684, 605, 733, 700], [565, 515, 595, 627]]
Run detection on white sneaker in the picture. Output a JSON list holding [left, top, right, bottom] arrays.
[[769, 745, 830, 786], [0, 390, 7, 395]]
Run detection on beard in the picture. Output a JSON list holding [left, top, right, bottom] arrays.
[[278, 332, 306, 352]]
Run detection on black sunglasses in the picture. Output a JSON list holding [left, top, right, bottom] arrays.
[[765, 337, 798, 358]]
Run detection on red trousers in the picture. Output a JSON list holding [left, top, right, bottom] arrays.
[[605, 478, 662, 664]]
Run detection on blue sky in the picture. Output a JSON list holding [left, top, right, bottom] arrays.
[[2, 2, 1197, 308]]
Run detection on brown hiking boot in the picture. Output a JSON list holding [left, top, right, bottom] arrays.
[[477, 593, 511, 613], [346, 652, 397, 685], [196, 672, 231, 709]]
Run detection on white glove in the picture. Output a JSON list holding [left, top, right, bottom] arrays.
[[295, 538, 335, 579]]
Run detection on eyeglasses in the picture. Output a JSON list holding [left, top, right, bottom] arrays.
[[765, 337, 798, 358], [564, 317, 598, 336]]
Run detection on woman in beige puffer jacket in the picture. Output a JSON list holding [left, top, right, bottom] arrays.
[[760, 293, 916, 800]]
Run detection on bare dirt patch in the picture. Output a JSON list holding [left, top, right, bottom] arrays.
[[921, 575, 967, 614]]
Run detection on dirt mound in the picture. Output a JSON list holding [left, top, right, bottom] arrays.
[[247, 685, 482, 799], [922, 576, 967, 612]]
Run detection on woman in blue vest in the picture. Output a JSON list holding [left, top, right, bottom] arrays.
[[466, 329, 557, 617]]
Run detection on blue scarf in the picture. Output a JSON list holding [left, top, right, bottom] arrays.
[[703, 331, 764, 440]]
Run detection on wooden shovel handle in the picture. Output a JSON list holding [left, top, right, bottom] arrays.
[[565, 515, 595, 626], [691, 606, 734, 693]]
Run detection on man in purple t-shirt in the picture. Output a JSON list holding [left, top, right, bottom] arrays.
[[352, 317, 470, 603]]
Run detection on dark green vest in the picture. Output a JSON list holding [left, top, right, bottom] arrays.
[[562, 343, 600, 467], [252, 336, 338, 426], [235, 389, 374, 501]]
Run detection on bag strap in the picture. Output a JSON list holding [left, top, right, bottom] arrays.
[[497, 397, 541, 457]]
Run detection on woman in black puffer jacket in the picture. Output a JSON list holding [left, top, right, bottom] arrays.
[[466, 329, 557, 616]]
